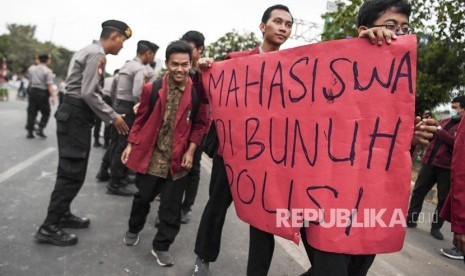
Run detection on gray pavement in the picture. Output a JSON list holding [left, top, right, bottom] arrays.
[[0, 90, 464, 275]]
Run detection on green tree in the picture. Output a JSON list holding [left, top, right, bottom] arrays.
[[0, 24, 74, 79], [2, 24, 40, 74], [321, 0, 465, 113], [321, 0, 361, 41], [204, 30, 261, 60]]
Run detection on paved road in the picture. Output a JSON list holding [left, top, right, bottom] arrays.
[[0, 90, 463, 275]]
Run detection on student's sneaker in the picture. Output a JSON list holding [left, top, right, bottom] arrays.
[[151, 249, 174, 267], [441, 247, 464, 260], [123, 231, 139, 246], [193, 256, 209, 276]]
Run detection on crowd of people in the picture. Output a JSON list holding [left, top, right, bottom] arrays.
[[24, 1, 464, 275]]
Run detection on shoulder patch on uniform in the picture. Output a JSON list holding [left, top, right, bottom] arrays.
[[98, 57, 106, 76]]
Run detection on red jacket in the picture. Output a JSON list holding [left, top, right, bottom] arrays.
[[125, 74, 209, 176], [441, 118, 465, 233], [226, 47, 260, 59], [421, 117, 461, 169]]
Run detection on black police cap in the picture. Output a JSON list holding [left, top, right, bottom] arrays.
[[138, 40, 159, 53], [101, 19, 132, 39]]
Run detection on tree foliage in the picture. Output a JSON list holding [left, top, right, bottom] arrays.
[[320, 0, 465, 114], [204, 30, 261, 61], [0, 24, 74, 79], [321, 0, 362, 41]]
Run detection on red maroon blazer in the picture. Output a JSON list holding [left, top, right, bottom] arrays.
[[125, 74, 209, 176]]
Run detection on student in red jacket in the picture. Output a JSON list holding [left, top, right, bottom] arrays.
[[121, 40, 208, 267], [407, 96, 465, 240], [441, 97, 465, 261]]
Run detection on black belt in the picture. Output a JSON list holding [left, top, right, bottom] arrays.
[[30, 87, 48, 93], [63, 95, 92, 112], [115, 98, 135, 108]]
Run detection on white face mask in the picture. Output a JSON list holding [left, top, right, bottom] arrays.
[[451, 108, 458, 117]]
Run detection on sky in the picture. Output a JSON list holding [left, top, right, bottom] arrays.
[[1, 0, 330, 73]]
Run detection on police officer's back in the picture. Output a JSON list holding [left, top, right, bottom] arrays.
[[26, 54, 55, 138]]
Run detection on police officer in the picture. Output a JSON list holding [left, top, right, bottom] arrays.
[[102, 40, 159, 196], [26, 54, 55, 138], [145, 60, 158, 83], [35, 20, 131, 246]]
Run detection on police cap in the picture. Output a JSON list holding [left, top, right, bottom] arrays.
[[138, 40, 159, 53], [101, 19, 132, 39]]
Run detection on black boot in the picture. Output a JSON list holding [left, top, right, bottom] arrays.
[[36, 128, 47, 138], [59, 213, 91, 229], [26, 130, 35, 139], [107, 179, 135, 197], [35, 224, 78, 246], [96, 162, 110, 182], [431, 228, 444, 240], [93, 138, 102, 147]]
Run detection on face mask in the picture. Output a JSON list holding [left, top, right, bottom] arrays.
[[451, 108, 460, 119]]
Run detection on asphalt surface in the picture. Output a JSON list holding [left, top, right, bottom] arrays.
[[0, 89, 464, 275]]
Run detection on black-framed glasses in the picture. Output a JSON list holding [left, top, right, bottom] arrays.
[[369, 23, 414, 35]]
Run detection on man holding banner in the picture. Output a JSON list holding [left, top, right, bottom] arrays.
[[198, 0, 438, 275], [193, 4, 294, 276], [300, 0, 421, 275]]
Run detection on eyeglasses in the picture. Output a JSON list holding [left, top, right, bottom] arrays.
[[368, 24, 414, 35]]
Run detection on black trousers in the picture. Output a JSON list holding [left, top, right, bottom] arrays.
[[26, 88, 50, 131], [93, 118, 102, 139], [247, 226, 275, 276], [194, 154, 275, 275], [43, 97, 94, 225], [102, 95, 112, 145], [128, 173, 187, 251], [195, 154, 232, 262], [407, 163, 451, 229], [302, 241, 375, 276], [181, 146, 202, 212], [100, 126, 115, 170], [109, 100, 135, 182]]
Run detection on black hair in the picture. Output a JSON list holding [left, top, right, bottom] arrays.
[[100, 27, 123, 39], [165, 40, 193, 62], [452, 95, 465, 109], [38, 54, 50, 63], [181, 30, 205, 49], [261, 4, 293, 24], [357, 0, 411, 27], [137, 44, 151, 55]]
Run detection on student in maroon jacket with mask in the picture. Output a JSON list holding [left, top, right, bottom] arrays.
[[407, 96, 465, 240]]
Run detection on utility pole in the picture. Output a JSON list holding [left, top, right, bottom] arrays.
[[291, 18, 320, 43]]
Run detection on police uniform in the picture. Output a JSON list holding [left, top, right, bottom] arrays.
[[107, 40, 159, 196], [35, 20, 131, 246], [145, 61, 157, 83], [26, 54, 53, 138]]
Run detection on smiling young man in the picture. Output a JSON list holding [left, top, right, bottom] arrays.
[[121, 40, 208, 267], [192, 4, 293, 276]]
